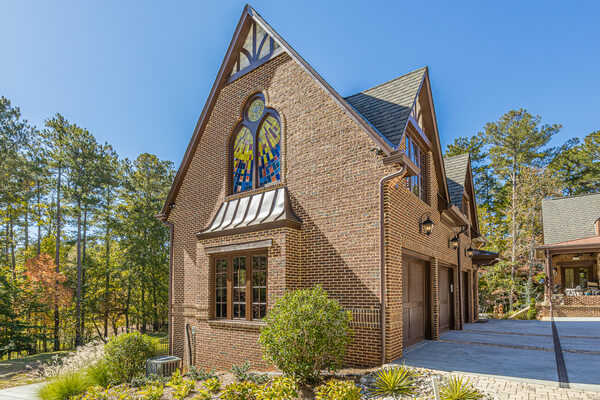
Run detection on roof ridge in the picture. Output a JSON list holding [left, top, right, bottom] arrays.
[[543, 192, 600, 202], [345, 66, 428, 98], [444, 152, 470, 161]]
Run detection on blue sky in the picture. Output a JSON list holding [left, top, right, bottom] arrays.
[[1, 1, 599, 165]]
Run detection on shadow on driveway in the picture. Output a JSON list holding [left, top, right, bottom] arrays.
[[392, 319, 600, 390]]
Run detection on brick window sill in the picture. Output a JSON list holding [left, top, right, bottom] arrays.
[[207, 319, 265, 331]]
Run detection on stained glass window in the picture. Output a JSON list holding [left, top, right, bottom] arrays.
[[258, 116, 281, 186], [233, 127, 253, 193], [231, 94, 281, 193], [247, 98, 264, 122]]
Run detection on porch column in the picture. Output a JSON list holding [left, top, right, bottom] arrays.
[[546, 250, 552, 304]]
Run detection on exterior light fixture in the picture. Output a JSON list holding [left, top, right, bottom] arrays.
[[419, 213, 435, 236], [466, 247, 474, 257], [449, 236, 459, 250], [572, 254, 580, 261]]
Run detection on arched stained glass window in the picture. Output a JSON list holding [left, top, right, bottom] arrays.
[[258, 116, 281, 186], [232, 94, 281, 193], [233, 127, 254, 193]]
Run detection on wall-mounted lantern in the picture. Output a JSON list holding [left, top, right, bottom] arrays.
[[449, 235, 459, 250], [420, 213, 435, 236], [466, 247, 474, 257]]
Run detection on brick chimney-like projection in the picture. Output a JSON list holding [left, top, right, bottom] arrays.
[[595, 218, 600, 236]]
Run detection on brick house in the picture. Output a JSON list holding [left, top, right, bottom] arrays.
[[539, 194, 600, 318], [156, 5, 487, 369]]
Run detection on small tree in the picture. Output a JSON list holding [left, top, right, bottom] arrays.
[[258, 285, 353, 383]]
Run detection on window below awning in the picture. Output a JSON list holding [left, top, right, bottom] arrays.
[[197, 187, 301, 239]]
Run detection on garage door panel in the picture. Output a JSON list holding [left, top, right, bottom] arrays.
[[403, 258, 429, 347]]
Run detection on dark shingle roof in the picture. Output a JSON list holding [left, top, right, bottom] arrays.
[[345, 67, 427, 147], [443, 153, 470, 209], [542, 193, 600, 244]]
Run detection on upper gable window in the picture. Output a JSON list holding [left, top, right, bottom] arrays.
[[232, 94, 281, 193], [229, 21, 280, 79], [405, 133, 429, 204]]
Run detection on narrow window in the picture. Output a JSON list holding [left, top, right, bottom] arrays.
[[405, 133, 429, 204], [215, 258, 228, 318], [252, 255, 267, 320], [232, 256, 246, 319]]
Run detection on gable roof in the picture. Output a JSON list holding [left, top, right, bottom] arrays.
[[345, 67, 427, 147], [443, 153, 470, 209], [158, 5, 399, 220], [542, 193, 600, 244]]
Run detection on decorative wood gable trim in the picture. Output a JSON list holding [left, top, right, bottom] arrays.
[[158, 5, 396, 220], [398, 70, 451, 207]]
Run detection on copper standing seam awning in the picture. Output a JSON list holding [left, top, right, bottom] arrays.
[[196, 187, 301, 239]]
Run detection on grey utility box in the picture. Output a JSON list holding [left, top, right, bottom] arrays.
[[146, 355, 181, 377]]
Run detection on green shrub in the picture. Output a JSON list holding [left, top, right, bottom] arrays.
[[220, 381, 259, 400], [194, 389, 212, 400], [231, 361, 252, 381], [188, 365, 218, 381], [259, 285, 353, 383], [38, 371, 92, 400], [168, 368, 184, 386], [370, 366, 417, 398], [168, 378, 195, 400], [315, 379, 361, 400], [130, 373, 168, 388], [86, 360, 111, 387], [203, 377, 221, 393], [104, 332, 157, 383], [137, 384, 164, 400], [527, 298, 537, 320], [255, 376, 298, 400], [439, 376, 483, 400]]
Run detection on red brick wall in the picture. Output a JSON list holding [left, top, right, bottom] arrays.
[[168, 51, 477, 370]]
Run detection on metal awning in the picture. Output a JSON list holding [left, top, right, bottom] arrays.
[[197, 187, 301, 239]]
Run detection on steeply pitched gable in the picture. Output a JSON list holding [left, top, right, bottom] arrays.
[[443, 153, 470, 209], [542, 193, 600, 244], [157, 5, 398, 220], [345, 67, 426, 148]]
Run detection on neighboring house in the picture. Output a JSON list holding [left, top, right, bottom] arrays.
[[156, 5, 488, 369], [539, 193, 600, 317]]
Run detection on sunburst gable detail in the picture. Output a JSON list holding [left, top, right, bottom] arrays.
[[229, 21, 280, 79]]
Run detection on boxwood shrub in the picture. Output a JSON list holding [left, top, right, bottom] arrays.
[[258, 285, 353, 383]]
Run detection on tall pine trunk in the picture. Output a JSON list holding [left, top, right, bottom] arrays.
[[9, 214, 15, 281], [75, 195, 82, 346], [36, 181, 41, 256], [53, 167, 61, 351], [103, 188, 111, 338], [510, 167, 516, 311], [80, 206, 88, 343]]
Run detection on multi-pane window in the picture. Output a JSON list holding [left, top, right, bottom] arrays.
[[232, 256, 246, 319], [213, 252, 267, 321], [232, 94, 281, 193], [215, 258, 228, 318], [252, 255, 267, 320], [405, 133, 428, 203]]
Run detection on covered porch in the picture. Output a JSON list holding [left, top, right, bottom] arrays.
[[539, 236, 600, 317]]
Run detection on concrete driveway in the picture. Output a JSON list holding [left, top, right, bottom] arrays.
[[0, 382, 42, 399], [393, 319, 600, 392]]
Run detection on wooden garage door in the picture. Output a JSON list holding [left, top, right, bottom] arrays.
[[403, 258, 429, 347], [439, 267, 453, 332], [462, 271, 470, 324]]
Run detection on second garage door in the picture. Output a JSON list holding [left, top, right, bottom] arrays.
[[402, 257, 430, 347], [439, 267, 454, 332]]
